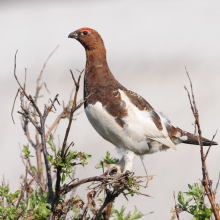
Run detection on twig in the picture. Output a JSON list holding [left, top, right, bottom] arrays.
[[185, 67, 197, 112], [14, 51, 30, 101], [37, 45, 59, 86], [19, 145, 45, 192], [106, 202, 113, 219], [60, 176, 109, 195], [185, 68, 220, 219], [204, 130, 218, 160], [214, 172, 220, 197], [16, 178, 34, 209], [91, 189, 120, 220], [45, 112, 66, 140], [143, 211, 154, 216], [125, 190, 152, 198], [79, 205, 88, 220], [11, 89, 20, 124], [18, 108, 40, 133], [33, 48, 59, 189], [173, 191, 181, 220]]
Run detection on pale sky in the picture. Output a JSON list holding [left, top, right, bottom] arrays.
[[0, 1, 220, 219]]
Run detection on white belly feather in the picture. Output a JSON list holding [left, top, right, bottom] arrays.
[[85, 90, 176, 155], [85, 103, 150, 155]]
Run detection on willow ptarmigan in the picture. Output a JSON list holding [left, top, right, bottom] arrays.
[[68, 27, 217, 173]]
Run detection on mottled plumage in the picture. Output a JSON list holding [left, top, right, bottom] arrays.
[[68, 28, 217, 172]]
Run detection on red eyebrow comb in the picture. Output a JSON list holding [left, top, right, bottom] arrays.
[[79, 27, 92, 33]]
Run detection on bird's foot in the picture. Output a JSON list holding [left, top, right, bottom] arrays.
[[105, 163, 133, 180], [105, 163, 123, 177], [103, 150, 135, 177]]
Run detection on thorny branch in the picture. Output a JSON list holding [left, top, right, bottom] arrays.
[[184, 67, 220, 220]]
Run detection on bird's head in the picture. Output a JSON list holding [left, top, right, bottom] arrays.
[[68, 27, 105, 51]]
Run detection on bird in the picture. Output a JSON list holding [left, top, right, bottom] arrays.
[[68, 27, 217, 173]]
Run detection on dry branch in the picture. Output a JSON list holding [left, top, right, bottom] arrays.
[[13, 50, 59, 205], [53, 69, 84, 210], [185, 68, 220, 220]]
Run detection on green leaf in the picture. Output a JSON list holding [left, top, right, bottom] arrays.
[[96, 151, 119, 169], [22, 145, 33, 158], [112, 205, 143, 220], [46, 139, 56, 152], [61, 173, 66, 183], [177, 191, 185, 206], [185, 197, 192, 207], [46, 155, 54, 163], [95, 160, 104, 169], [188, 184, 192, 190], [106, 151, 110, 160]]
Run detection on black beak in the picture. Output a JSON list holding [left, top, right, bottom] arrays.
[[68, 31, 78, 39]]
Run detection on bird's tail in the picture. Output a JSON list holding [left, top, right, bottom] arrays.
[[182, 132, 218, 146]]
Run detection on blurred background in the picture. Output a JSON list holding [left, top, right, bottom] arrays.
[[0, 0, 220, 219]]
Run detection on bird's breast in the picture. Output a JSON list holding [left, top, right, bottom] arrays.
[[85, 102, 124, 145]]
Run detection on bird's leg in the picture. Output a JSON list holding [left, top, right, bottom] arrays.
[[140, 156, 154, 187], [140, 156, 148, 176], [122, 150, 136, 173], [140, 156, 149, 187]]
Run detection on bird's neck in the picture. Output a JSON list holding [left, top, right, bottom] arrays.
[[85, 47, 107, 68], [83, 47, 120, 105]]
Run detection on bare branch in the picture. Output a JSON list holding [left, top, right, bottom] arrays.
[[204, 130, 218, 160], [185, 66, 197, 112], [16, 178, 34, 209], [45, 112, 66, 140], [214, 172, 220, 197], [11, 88, 20, 124], [37, 45, 59, 86], [185, 68, 220, 219], [14, 50, 54, 204], [14, 50, 30, 101], [184, 85, 195, 114]]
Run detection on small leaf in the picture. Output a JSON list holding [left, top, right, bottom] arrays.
[[106, 151, 110, 160], [95, 161, 104, 169], [61, 173, 66, 183], [178, 192, 185, 206], [188, 184, 192, 190]]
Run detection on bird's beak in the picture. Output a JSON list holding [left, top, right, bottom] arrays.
[[68, 31, 78, 39]]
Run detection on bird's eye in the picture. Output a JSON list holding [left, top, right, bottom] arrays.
[[82, 31, 88, 35]]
